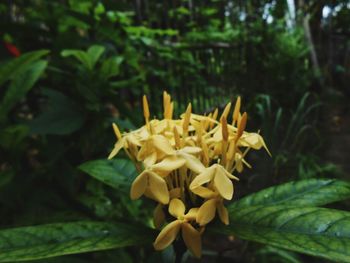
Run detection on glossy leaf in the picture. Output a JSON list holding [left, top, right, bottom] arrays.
[[232, 179, 350, 209], [0, 221, 155, 262], [214, 205, 350, 262], [79, 158, 137, 190]]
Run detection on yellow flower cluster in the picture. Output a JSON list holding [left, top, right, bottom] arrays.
[[108, 92, 269, 258]]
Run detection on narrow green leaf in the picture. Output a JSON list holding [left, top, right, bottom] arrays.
[[0, 221, 155, 262], [232, 179, 350, 209], [214, 206, 350, 262], [79, 159, 137, 190], [0, 50, 49, 87], [0, 60, 47, 119]]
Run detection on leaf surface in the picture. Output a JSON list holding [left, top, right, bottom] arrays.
[[0, 221, 155, 262], [232, 179, 350, 208]]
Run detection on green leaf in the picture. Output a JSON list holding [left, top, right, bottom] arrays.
[[29, 89, 85, 135], [256, 246, 302, 263], [232, 179, 350, 209], [61, 45, 105, 70], [214, 206, 350, 262], [61, 49, 92, 70], [0, 125, 29, 150], [0, 60, 47, 119], [79, 159, 137, 190], [0, 50, 49, 87], [87, 45, 105, 69], [0, 221, 155, 262], [100, 56, 124, 80]]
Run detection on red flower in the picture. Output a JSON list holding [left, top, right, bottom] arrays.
[[4, 42, 21, 57]]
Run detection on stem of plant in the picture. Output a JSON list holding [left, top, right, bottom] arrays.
[[174, 237, 186, 263]]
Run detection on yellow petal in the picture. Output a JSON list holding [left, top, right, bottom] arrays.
[[220, 102, 231, 121], [151, 156, 186, 173], [185, 208, 199, 221], [222, 167, 239, 181], [153, 220, 182, 250], [196, 199, 217, 226], [217, 201, 229, 225], [221, 117, 228, 141], [190, 166, 215, 190], [241, 133, 271, 156], [112, 123, 122, 139], [173, 126, 181, 148], [107, 139, 124, 159], [236, 112, 247, 141], [137, 141, 152, 160], [179, 152, 205, 174], [126, 134, 141, 147], [169, 198, 185, 218], [154, 204, 165, 229], [182, 222, 202, 258], [214, 166, 234, 200], [143, 151, 157, 167], [148, 172, 170, 204], [181, 146, 202, 155], [232, 96, 241, 125], [182, 103, 192, 134], [163, 91, 171, 119], [191, 186, 217, 199], [130, 172, 148, 200], [152, 135, 175, 155], [212, 108, 219, 121], [143, 95, 150, 121]]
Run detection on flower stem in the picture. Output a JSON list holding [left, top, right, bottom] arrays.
[[173, 238, 186, 263]]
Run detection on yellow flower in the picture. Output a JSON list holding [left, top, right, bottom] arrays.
[[137, 134, 175, 167], [190, 164, 239, 200], [108, 92, 269, 258], [130, 170, 169, 204], [153, 198, 202, 258], [151, 146, 205, 175], [196, 193, 229, 226], [108, 123, 142, 160]]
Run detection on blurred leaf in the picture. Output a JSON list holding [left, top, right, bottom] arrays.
[[0, 221, 155, 262], [61, 49, 92, 70], [0, 125, 29, 150], [94, 2, 105, 20], [232, 179, 350, 209], [61, 45, 105, 70], [110, 75, 142, 89], [100, 56, 124, 80], [214, 205, 350, 262], [0, 50, 49, 87], [87, 45, 105, 69], [29, 89, 85, 135], [0, 60, 47, 119], [79, 159, 137, 191], [0, 169, 15, 188]]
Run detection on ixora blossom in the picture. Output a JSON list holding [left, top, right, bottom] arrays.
[[108, 91, 269, 258]]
